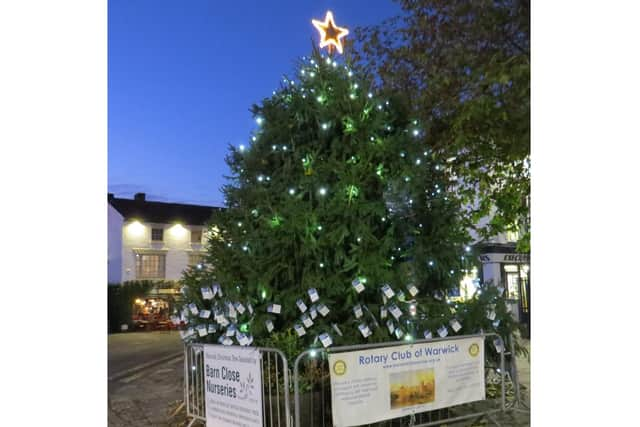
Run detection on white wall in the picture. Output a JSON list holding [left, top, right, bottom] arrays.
[[107, 204, 123, 283], [120, 220, 206, 282]]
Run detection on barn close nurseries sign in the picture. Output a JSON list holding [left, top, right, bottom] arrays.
[[204, 345, 263, 427], [328, 336, 485, 427]]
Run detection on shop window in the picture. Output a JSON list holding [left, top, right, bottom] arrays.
[[504, 264, 520, 299], [191, 229, 203, 243], [136, 253, 166, 279], [151, 228, 164, 242]]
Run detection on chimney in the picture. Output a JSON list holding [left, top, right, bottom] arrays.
[[134, 192, 146, 202]]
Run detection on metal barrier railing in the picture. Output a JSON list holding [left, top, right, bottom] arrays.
[[293, 333, 507, 427], [183, 343, 292, 427]]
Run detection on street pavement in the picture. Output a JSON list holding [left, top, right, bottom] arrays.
[[109, 331, 183, 378]]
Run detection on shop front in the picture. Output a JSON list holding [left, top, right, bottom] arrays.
[[131, 285, 183, 331], [478, 246, 530, 337]]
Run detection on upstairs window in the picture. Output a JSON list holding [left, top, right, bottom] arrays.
[[151, 228, 164, 242], [136, 253, 166, 279], [191, 229, 203, 244]]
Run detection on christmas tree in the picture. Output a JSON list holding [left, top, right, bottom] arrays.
[[176, 45, 502, 351]]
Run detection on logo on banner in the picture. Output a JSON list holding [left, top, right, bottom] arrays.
[[333, 360, 347, 376], [468, 343, 480, 357]]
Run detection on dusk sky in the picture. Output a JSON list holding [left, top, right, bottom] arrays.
[[108, 0, 401, 207]]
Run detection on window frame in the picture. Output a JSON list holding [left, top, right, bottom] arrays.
[[151, 227, 164, 242], [135, 251, 166, 279]]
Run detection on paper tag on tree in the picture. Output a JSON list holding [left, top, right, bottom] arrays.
[[199, 309, 211, 319], [497, 286, 505, 296], [226, 324, 237, 337], [309, 305, 318, 320], [222, 337, 233, 346], [352, 278, 365, 293], [180, 328, 195, 340], [386, 319, 395, 335], [212, 283, 222, 297], [218, 316, 229, 327], [208, 323, 217, 334], [353, 304, 363, 319], [265, 319, 274, 333], [332, 323, 344, 337], [380, 306, 387, 319], [236, 332, 250, 346], [381, 284, 395, 299], [319, 332, 333, 348], [296, 299, 308, 313], [196, 324, 208, 337], [493, 338, 504, 353], [388, 303, 403, 320], [188, 303, 199, 315], [423, 330, 433, 339], [170, 315, 180, 325], [358, 323, 371, 338], [493, 319, 501, 328], [396, 291, 406, 301], [449, 319, 462, 332], [201, 286, 214, 300], [487, 310, 496, 321], [267, 304, 282, 314], [407, 284, 419, 297], [394, 328, 404, 340], [308, 288, 320, 303], [294, 323, 306, 337], [437, 325, 448, 338], [234, 302, 246, 315], [318, 304, 330, 317], [247, 303, 254, 315], [433, 290, 443, 301], [301, 314, 313, 328]]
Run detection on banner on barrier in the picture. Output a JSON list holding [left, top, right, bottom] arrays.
[[204, 345, 263, 427], [328, 337, 485, 427]]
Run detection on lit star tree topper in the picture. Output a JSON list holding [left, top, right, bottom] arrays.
[[312, 10, 349, 54]]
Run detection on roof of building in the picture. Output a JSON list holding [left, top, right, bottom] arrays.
[[108, 193, 222, 225]]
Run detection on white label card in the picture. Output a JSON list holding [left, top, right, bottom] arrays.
[[199, 309, 211, 319], [407, 284, 419, 297], [310, 306, 318, 320], [358, 323, 371, 338], [302, 314, 313, 328], [386, 319, 395, 334], [308, 288, 320, 303], [319, 333, 333, 348], [381, 284, 395, 298], [332, 323, 344, 337], [437, 325, 448, 338], [267, 304, 282, 314], [389, 304, 402, 320], [394, 328, 404, 339], [265, 319, 274, 333], [235, 302, 246, 315], [294, 323, 306, 337], [189, 303, 199, 315], [201, 287, 214, 300], [352, 279, 365, 293], [423, 330, 433, 339], [197, 325, 208, 337], [353, 304, 363, 319], [318, 304, 330, 317], [296, 299, 308, 313], [450, 319, 462, 332], [487, 310, 496, 321], [380, 306, 387, 319]]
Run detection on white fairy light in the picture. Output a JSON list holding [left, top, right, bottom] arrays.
[[318, 187, 327, 196]]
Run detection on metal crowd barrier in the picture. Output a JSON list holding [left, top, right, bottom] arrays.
[[183, 343, 292, 427], [293, 333, 507, 427]]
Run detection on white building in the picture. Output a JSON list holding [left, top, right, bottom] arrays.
[[108, 193, 220, 283]]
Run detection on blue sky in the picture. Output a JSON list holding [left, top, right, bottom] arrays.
[[108, 0, 401, 206]]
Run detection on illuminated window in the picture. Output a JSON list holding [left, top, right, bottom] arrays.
[[188, 253, 205, 267], [135, 253, 166, 279], [191, 229, 203, 244], [151, 228, 164, 242], [504, 264, 520, 299]]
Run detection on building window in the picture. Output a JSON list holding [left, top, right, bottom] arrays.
[[188, 253, 205, 267], [151, 228, 164, 242], [136, 253, 166, 279], [191, 229, 203, 244], [504, 264, 520, 299]]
